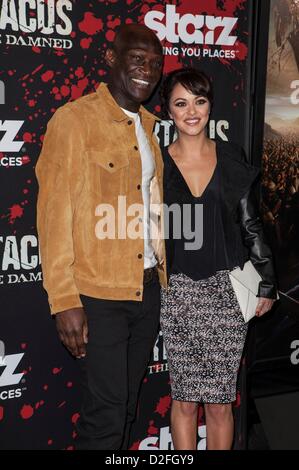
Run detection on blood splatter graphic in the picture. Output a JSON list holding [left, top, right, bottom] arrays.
[[52, 367, 62, 375], [163, 53, 183, 74], [155, 395, 171, 418], [234, 41, 248, 60], [9, 204, 24, 224], [20, 405, 34, 420], [60, 85, 70, 97], [32, 65, 44, 75], [54, 49, 65, 57], [129, 440, 141, 450], [78, 12, 104, 35], [176, 0, 246, 16], [71, 413, 80, 424], [75, 67, 84, 78], [71, 77, 89, 100], [21, 156, 31, 165], [147, 420, 158, 435], [35, 400, 44, 410], [105, 30, 115, 42], [80, 37, 93, 49], [41, 70, 54, 82], [23, 132, 33, 143]]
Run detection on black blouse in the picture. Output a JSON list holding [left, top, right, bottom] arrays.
[[163, 144, 229, 281]]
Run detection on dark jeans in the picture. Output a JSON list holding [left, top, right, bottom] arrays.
[[76, 273, 160, 450]]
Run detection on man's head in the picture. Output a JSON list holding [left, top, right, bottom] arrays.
[[105, 24, 163, 112]]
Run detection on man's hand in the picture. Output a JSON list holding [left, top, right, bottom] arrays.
[[255, 297, 275, 317], [55, 308, 88, 358]]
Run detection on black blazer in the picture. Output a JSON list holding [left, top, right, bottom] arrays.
[[162, 140, 277, 299]]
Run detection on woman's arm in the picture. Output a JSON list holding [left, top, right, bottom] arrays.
[[238, 187, 278, 300]]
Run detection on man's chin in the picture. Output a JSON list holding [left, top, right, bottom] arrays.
[[128, 84, 155, 103], [134, 91, 154, 103]]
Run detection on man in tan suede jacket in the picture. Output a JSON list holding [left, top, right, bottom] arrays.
[[36, 24, 166, 449]]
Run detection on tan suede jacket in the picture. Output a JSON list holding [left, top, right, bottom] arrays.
[[36, 83, 167, 314]]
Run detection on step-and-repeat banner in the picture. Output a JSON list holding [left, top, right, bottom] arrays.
[[0, 0, 252, 449]]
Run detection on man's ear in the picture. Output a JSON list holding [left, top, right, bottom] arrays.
[[105, 48, 116, 67]]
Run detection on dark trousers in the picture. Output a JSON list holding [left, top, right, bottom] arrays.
[[76, 272, 160, 450]]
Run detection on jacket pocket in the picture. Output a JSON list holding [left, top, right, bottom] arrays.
[[86, 149, 129, 198]]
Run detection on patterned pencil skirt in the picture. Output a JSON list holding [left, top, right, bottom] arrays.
[[160, 270, 248, 403]]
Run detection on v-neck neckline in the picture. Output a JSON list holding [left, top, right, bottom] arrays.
[[167, 141, 218, 199]]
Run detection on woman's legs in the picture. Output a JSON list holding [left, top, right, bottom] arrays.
[[171, 400, 234, 450], [204, 403, 234, 450], [170, 399, 198, 450]]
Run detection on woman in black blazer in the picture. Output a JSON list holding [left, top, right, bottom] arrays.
[[160, 68, 277, 450]]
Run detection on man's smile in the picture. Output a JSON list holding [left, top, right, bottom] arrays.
[[131, 78, 151, 88]]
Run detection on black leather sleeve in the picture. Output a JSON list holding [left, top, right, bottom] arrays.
[[238, 187, 278, 299]]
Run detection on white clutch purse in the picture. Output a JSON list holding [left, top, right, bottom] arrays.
[[229, 260, 262, 322]]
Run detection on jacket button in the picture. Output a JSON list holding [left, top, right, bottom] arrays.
[[138, 253, 143, 259], [127, 120, 132, 125], [134, 146, 138, 151], [136, 291, 141, 297], [137, 184, 141, 190], [109, 162, 114, 168]]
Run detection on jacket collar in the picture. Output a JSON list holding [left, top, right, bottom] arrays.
[[96, 82, 160, 124]]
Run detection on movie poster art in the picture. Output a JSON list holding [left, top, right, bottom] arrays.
[[262, 0, 299, 303]]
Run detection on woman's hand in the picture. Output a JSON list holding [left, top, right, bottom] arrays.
[[255, 297, 275, 317]]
